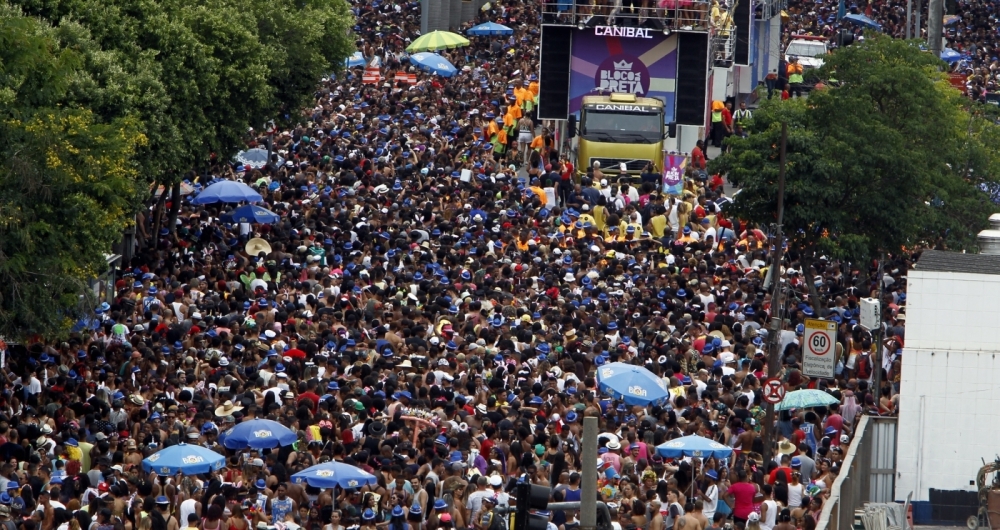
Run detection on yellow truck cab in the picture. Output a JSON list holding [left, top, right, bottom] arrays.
[[576, 93, 665, 180]]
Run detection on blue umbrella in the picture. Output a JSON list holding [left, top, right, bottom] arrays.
[[220, 204, 280, 225], [234, 148, 278, 169], [467, 22, 514, 36], [596, 362, 671, 406], [219, 419, 297, 449], [191, 181, 263, 204], [142, 443, 225, 475], [940, 47, 962, 63], [656, 435, 734, 459], [345, 51, 366, 68], [409, 52, 458, 77], [291, 462, 379, 489], [842, 13, 881, 30]]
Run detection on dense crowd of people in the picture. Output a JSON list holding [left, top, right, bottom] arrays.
[[6, 0, 911, 530], [782, 0, 992, 100]]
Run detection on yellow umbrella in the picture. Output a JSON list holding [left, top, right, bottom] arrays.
[[406, 30, 470, 53]]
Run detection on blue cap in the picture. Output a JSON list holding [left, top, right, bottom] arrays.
[[391, 506, 404, 518], [705, 469, 719, 480], [434, 499, 448, 510], [5, 482, 17, 490], [156, 496, 169, 504], [363, 509, 376, 520], [791, 457, 802, 467]]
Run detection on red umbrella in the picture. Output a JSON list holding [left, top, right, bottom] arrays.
[[285, 348, 306, 359]]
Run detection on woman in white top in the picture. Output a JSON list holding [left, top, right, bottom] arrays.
[[786, 472, 805, 508], [759, 485, 779, 530]]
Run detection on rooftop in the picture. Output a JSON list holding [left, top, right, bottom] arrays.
[[914, 249, 1000, 277]]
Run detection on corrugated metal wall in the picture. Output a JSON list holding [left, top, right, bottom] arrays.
[[870, 417, 899, 503], [421, 0, 482, 32]]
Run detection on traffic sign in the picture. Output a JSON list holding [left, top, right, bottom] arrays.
[[763, 378, 785, 404], [803, 318, 837, 378]]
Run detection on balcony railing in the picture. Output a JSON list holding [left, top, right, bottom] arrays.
[[754, 0, 786, 20], [711, 30, 735, 66], [541, 1, 712, 32]]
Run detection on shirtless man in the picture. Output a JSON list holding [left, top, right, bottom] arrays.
[[649, 500, 665, 530], [123, 440, 143, 469], [736, 419, 756, 454], [690, 500, 709, 530], [675, 502, 699, 530]]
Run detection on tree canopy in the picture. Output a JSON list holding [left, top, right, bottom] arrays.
[[0, 0, 354, 340], [712, 35, 1000, 268]]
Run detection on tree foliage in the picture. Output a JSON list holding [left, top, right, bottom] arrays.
[[11, 0, 354, 179], [0, 5, 145, 338], [712, 35, 1000, 264], [0, 0, 354, 339]]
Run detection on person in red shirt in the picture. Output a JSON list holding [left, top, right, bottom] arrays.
[[691, 140, 707, 171], [723, 102, 735, 138], [296, 380, 321, 413], [726, 470, 759, 525], [781, 84, 791, 100], [768, 453, 794, 484], [824, 403, 845, 438]]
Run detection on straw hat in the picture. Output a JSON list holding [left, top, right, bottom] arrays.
[[245, 238, 272, 256], [777, 440, 796, 455], [214, 400, 244, 417]]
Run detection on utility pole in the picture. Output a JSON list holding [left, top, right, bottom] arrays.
[[580, 416, 598, 530], [761, 122, 788, 467], [928, 0, 943, 58], [906, 0, 912, 39], [871, 253, 886, 397]]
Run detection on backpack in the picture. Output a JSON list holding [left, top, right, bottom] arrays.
[[856, 352, 872, 379]]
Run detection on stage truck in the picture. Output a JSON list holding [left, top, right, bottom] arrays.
[[576, 93, 666, 179]]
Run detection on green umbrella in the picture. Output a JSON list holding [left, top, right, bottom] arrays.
[[774, 389, 839, 411], [405, 30, 470, 53]]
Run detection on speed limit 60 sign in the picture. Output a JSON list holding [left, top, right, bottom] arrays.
[[802, 319, 837, 379]]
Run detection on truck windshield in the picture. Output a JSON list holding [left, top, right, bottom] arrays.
[[581, 109, 663, 142], [785, 41, 826, 58]]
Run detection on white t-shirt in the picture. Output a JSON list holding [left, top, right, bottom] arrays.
[[703, 484, 718, 519], [466, 490, 492, 523]]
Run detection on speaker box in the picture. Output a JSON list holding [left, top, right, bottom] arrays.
[[538, 25, 573, 120], [734, 0, 752, 65], [675, 32, 708, 126]]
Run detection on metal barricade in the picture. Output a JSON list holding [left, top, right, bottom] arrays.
[[540, 0, 711, 31], [817, 415, 900, 530]]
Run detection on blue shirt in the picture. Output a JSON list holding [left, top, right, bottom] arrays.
[[271, 497, 294, 524]]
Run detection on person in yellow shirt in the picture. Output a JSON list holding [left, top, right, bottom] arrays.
[[593, 198, 608, 231], [578, 206, 597, 227], [528, 178, 548, 206], [520, 80, 535, 115], [648, 206, 670, 239]]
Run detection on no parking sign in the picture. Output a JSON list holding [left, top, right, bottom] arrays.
[[802, 319, 837, 378]]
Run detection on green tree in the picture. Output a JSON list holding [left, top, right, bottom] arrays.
[[11, 0, 354, 231], [0, 5, 146, 339], [712, 35, 1000, 299]]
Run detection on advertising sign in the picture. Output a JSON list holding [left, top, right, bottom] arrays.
[[662, 154, 686, 195], [569, 29, 677, 123]]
